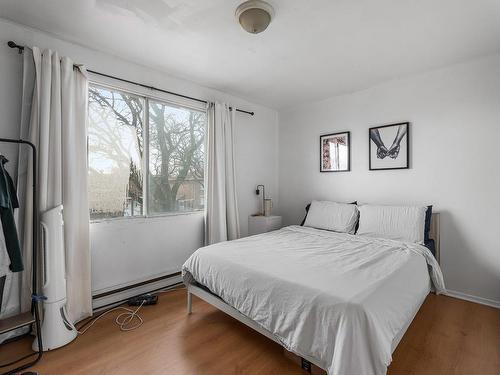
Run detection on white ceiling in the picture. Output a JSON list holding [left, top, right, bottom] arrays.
[[1, 0, 500, 109]]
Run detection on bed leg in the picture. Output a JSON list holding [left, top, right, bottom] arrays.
[[187, 291, 192, 314]]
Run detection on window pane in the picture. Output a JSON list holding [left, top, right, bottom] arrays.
[[148, 100, 206, 214], [88, 85, 144, 220]]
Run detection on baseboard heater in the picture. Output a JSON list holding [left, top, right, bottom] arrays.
[[92, 272, 182, 310]]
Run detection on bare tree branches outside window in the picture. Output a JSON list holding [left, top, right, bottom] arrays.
[[148, 99, 205, 213], [88, 85, 206, 220]]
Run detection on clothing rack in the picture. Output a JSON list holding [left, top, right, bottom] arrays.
[[0, 138, 43, 374]]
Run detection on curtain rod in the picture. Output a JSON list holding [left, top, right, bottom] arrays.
[[7, 41, 255, 116]]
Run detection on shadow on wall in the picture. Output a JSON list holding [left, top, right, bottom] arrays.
[[283, 203, 307, 227], [440, 211, 500, 302]]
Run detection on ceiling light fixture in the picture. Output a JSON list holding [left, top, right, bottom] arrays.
[[235, 0, 274, 34]]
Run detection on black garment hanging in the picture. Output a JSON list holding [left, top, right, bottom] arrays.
[[0, 155, 23, 272], [0, 275, 5, 311]]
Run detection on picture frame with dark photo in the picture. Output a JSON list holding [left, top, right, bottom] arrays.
[[320, 131, 350, 172], [369, 122, 409, 170]]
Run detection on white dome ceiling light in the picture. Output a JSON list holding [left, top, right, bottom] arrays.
[[235, 0, 275, 34]]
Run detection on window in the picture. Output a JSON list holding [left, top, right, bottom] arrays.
[[148, 100, 206, 214], [88, 86, 144, 219], [88, 84, 206, 220]]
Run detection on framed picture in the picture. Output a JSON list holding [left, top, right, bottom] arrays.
[[369, 122, 409, 170], [320, 131, 350, 172]]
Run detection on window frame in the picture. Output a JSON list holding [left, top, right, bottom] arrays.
[[88, 79, 208, 223]]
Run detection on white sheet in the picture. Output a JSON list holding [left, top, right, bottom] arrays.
[[182, 225, 445, 375]]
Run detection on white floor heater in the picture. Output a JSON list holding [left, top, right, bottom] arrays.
[[32, 205, 77, 351]]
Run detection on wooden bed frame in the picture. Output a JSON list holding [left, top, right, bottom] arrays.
[[186, 213, 440, 372]]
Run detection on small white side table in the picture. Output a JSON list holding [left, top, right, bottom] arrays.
[[248, 215, 282, 236]]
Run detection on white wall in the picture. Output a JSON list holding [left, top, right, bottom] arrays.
[[0, 19, 279, 294], [279, 54, 500, 306]]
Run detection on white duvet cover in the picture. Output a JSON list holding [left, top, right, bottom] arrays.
[[182, 226, 445, 375]]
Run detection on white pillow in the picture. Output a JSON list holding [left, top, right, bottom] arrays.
[[357, 205, 427, 244], [303, 200, 359, 234]]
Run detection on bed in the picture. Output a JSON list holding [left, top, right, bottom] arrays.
[[182, 213, 444, 375]]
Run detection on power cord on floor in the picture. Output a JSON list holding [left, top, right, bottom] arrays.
[[76, 284, 185, 335], [77, 300, 145, 335], [0, 352, 36, 369]]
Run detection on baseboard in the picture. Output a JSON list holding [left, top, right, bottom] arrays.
[[92, 273, 183, 311], [444, 290, 500, 309]]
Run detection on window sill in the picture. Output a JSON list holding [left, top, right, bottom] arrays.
[[90, 210, 204, 224]]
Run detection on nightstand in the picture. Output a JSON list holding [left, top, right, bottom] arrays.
[[248, 215, 282, 236]]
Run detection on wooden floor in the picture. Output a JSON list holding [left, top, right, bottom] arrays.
[[1, 290, 499, 374]]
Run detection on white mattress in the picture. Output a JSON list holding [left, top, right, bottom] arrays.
[[182, 225, 445, 375]]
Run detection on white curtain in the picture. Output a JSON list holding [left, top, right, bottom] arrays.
[[205, 102, 240, 245], [17, 47, 91, 323]]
